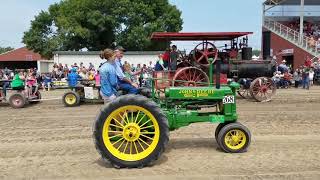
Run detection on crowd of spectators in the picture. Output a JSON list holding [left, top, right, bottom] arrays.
[[273, 57, 320, 90], [1, 44, 180, 97], [0, 59, 155, 96], [287, 20, 320, 51]]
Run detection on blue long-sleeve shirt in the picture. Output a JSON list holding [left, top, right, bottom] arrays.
[[114, 58, 125, 80], [67, 72, 81, 87], [100, 62, 118, 97]]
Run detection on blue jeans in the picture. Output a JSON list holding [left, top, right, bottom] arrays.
[[118, 80, 139, 94], [279, 79, 289, 88], [302, 77, 310, 89], [2, 82, 9, 97], [170, 60, 177, 71]]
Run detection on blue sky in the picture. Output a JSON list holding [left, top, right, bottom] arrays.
[[0, 0, 264, 49]]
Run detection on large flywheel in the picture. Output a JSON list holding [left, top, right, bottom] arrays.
[[193, 41, 218, 67], [172, 67, 210, 87]]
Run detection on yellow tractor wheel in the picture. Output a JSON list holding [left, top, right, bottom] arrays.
[[93, 95, 169, 168], [217, 122, 251, 153], [62, 91, 80, 107]]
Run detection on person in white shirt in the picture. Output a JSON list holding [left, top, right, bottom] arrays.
[[309, 68, 315, 86], [79, 69, 88, 80], [273, 71, 284, 88]]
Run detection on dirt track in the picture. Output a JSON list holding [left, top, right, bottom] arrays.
[[1, 87, 320, 180]]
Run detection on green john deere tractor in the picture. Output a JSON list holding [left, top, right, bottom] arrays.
[[93, 62, 251, 168], [93, 33, 251, 168]]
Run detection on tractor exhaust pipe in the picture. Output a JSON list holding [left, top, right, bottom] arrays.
[[216, 60, 221, 89]]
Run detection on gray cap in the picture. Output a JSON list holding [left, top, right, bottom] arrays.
[[115, 46, 126, 52]]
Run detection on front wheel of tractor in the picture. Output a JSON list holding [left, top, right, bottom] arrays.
[[214, 122, 231, 142], [217, 122, 251, 153]]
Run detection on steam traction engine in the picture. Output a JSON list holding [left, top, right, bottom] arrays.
[[151, 32, 277, 102]]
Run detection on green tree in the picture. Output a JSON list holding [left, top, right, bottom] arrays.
[[0, 46, 14, 54], [23, 0, 183, 59], [252, 49, 261, 57]]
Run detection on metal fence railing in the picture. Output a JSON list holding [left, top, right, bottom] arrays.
[[263, 17, 320, 56]]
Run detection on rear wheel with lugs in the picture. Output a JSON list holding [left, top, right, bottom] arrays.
[[93, 95, 169, 168]]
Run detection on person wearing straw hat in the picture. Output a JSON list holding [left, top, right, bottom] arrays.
[[278, 59, 288, 74]]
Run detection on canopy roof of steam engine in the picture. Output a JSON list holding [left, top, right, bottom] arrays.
[[151, 32, 253, 41]]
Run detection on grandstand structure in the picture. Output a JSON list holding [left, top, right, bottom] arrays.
[[262, 0, 320, 69]]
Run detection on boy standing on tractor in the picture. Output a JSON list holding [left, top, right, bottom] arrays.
[[170, 45, 179, 71], [162, 48, 170, 69]]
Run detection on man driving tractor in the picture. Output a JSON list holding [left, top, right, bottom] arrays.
[[113, 47, 143, 94]]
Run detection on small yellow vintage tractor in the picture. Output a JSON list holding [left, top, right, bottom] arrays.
[[93, 32, 252, 168]]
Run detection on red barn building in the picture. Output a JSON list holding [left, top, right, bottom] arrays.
[[0, 47, 46, 69]]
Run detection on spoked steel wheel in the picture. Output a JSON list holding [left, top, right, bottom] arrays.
[[224, 129, 247, 150], [250, 77, 276, 102], [172, 67, 209, 87], [93, 95, 169, 168], [193, 41, 218, 67], [237, 85, 252, 99], [103, 105, 160, 161]]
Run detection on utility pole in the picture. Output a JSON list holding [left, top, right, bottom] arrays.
[[262, 2, 266, 25], [299, 0, 305, 44]]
